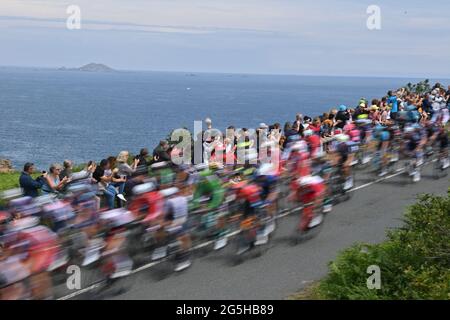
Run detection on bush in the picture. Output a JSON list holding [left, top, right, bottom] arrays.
[[315, 190, 450, 300]]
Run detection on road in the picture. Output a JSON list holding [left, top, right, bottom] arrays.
[[57, 161, 449, 300]]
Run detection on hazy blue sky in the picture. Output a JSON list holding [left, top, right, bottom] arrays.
[[1, 0, 449, 77]]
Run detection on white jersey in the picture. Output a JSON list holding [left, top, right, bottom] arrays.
[[166, 196, 188, 224]]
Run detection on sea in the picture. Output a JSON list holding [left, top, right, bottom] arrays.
[[0, 67, 448, 170]]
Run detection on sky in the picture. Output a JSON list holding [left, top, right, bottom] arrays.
[[0, 0, 449, 77]]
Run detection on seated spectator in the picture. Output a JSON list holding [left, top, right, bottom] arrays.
[[92, 159, 125, 209], [59, 160, 73, 180], [136, 148, 150, 170], [117, 150, 140, 178], [41, 163, 70, 194], [19, 162, 44, 198], [106, 157, 126, 202]]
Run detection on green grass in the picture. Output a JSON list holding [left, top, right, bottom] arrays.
[[0, 171, 41, 192]]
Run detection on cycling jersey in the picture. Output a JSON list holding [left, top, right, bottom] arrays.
[[192, 172, 225, 210], [256, 175, 278, 201], [234, 183, 263, 218], [165, 196, 189, 232]]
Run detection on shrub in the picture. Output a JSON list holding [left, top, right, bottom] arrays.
[[315, 190, 450, 300]]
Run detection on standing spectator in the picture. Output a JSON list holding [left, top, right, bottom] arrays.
[[388, 91, 399, 120], [19, 162, 43, 198], [335, 105, 349, 129], [293, 113, 303, 129], [446, 85, 450, 106], [256, 123, 269, 153], [422, 93, 432, 114], [283, 122, 298, 148]]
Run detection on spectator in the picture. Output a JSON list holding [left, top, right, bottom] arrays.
[[446, 85, 450, 106], [283, 122, 299, 148], [19, 162, 43, 198], [293, 113, 303, 128], [136, 148, 149, 170], [153, 140, 171, 163], [421, 93, 432, 114], [41, 163, 70, 194], [256, 123, 269, 152], [335, 105, 349, 129], [117, 150, 140, 178], [93, 159, 124, 209], [310, 117, 322, 134], [59, 160, 73, 180], [388, 90, 399, 120]]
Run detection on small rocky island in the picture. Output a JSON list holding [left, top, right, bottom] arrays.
[[58, 63, 115, 72]]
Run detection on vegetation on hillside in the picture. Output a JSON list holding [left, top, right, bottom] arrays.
[[295, 190, 450, 300]]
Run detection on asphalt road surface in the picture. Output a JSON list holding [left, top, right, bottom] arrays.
[[58, 161, 449, 300]]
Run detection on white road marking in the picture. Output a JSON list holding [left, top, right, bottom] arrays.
[[348, 169, 406, 192]]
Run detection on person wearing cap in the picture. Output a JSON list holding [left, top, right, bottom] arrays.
[[19, 163, 44, 198], [335, 105, 349, 129]]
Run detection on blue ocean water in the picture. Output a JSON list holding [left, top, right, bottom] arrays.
[[0, 68, 448, 170]]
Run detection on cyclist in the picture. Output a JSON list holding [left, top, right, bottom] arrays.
[[372, 124, 391, 176], [403, 125, 426, 182], [254, 163, 279, 236], [191, 168, 225, 211], [290, 174, 326, 232], [436, 125, 449, 169], [333, 133, 354, 190]]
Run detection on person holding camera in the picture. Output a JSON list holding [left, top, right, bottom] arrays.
[[41, 163, 71, 195]]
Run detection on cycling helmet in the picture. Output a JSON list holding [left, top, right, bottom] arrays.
[[256, 163, 275, 176], [404, 126, 414, 134], [297, 175, 324, 186], [335, 134, 350, 143], [339, 105, 347, 112], [132, 182, 156, 195], [100, 209, 135, 229], [290, 140, 308, 152], [159, 187, 179, 198]]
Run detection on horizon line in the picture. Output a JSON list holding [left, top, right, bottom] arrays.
[[0, 64, 448, 81]]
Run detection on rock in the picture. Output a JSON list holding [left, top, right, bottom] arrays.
[[0, 159, 14, 173], [58, 63, 115, 72]]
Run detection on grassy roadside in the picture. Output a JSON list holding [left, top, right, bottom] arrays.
[[290, 190, 450, 300], [0, 171, 41, 192]]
